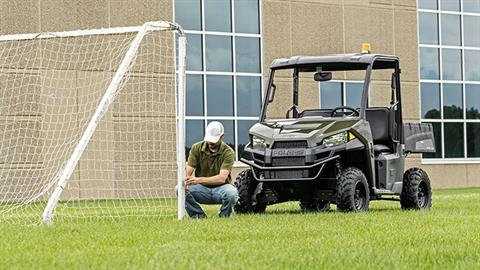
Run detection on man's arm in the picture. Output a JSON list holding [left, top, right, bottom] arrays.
[[185, 165, 195, 179], [185, 169, 230, 186]]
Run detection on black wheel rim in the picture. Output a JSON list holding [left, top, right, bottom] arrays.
[[354, 182, 366, 210], [418, 180, 429, 208]]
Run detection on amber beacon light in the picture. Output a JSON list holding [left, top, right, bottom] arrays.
[[361, 43, 371, 54]]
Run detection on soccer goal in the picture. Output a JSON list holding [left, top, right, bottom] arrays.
[[0, 21, 186, 225]]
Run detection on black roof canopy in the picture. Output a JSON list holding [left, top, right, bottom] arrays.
[[270, 53, 399, 72]]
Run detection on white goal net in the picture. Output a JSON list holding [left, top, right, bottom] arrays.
[[0, 21, 186, 225]]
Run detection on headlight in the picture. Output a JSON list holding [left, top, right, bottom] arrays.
[[322, 132, 348, 147], [252, 135, 267, 149]]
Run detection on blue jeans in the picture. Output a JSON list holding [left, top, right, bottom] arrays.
[[184, 184, 239, 218]]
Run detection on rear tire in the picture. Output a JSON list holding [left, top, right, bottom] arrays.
[[299, 200, 330, 212], [401, 168, 432, 210], [336, 167, 370, 212], [234, 169, 266, 214]]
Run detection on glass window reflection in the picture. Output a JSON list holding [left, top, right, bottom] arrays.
[[186, 120, 205, 158], [444, 122, 464, 158], [421, 83, 441, 119], [186, 74, 204, 116], [464, 16, 480, 47], [419, 13, 439, 45], [320, 82, 342, 109], [175, 0, 201, 31], [466, 84, 480, 119], [440, 0, 459, 11], [418, 0, 438, 9], [207, 75, 233, 116], [465, 50, 480, 81], [186, 34, 202, 71], [441, 14, 461, 46], [464, 0, 480, 13], [205, 35, 232, 72], [345, 83, 363, 108], [237, 76, 261, 117], [204, 0, 231, 32], [235, 0, 259, 34], [442, 49, 462, 81], [420, 47, 440, 80], [442, 84, 463, 119], [467, 123, 480, 157], [236, 37, 260, 73]]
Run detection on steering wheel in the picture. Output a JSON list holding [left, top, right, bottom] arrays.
[[330, 106, 360, 117]]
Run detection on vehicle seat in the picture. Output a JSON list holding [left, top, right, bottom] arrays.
[[365, 108, 392, 155], [299, 109, 331, 118]]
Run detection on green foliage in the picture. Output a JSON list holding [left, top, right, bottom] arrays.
[[1, 188, 480, 269]]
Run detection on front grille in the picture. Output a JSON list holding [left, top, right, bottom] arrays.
[[272, 141, 307, 149], [272, 157, 305, 166], [265, 170, 306, 179]]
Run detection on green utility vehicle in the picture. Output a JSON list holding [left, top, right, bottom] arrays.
[[235, 52, 436, 213]]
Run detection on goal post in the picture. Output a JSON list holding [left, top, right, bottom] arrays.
[[0, 21, 186, 224]]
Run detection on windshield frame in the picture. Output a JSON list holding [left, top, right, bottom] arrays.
[[260, 64, 373, 122]]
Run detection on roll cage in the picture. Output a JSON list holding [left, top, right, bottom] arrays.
[[260, 53, 404, 144]]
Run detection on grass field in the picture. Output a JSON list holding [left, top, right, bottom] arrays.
[[1, 188, 479, 270]]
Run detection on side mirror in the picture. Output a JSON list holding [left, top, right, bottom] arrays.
[[268, 83, 277, 103], [314, 72, 332, 82]]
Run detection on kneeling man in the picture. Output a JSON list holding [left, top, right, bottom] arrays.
[[184, 121, 239, 218]]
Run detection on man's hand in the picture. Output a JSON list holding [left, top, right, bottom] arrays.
[[184, 176, 202, 187]]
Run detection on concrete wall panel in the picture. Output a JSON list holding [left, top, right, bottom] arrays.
[[344, 6, 394, 57], [0, 40, 41, 70], [262, 1, 292, 75], [265, 78, 292, 119], [291, 3, 343, 56], [370, 81, 391, 107], [394, 9, 419, 82], [400, 82, 420, 122], [422, 164, 468, 188], [0, 0, 40, 34], [0, 118, 42, 164], [114, 118, 176, 163], [0, 71, 41, 116], [467, 166, 480, 187], [114, 163, 177, 198], [298, 81, 319, 112], [0, 165, 48, 202], [40, 0, 79, 32], [109, 0, 172, 28], [114, 74, 176, 118]]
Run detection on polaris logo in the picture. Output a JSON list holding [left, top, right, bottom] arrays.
[[272, 149, 305, 157]]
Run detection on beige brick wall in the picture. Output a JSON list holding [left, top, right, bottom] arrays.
[[0, 0, 177, 202]]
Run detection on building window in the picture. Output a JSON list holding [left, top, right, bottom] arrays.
[[319, 81, 364, 109], [418, 0, 480, 161], [175, 0, 262, 161]]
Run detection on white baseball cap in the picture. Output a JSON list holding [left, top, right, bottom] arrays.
[[204, 121, 224, 143]]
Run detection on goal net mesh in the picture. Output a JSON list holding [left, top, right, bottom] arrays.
[[0, 23, 182, 224]]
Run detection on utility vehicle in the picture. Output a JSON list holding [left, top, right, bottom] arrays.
[[235, 50, 436, 213]]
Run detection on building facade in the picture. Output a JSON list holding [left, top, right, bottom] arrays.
[[0, 0, 479, 188]]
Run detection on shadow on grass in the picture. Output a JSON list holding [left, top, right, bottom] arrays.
[[253, 204, 403, 216]]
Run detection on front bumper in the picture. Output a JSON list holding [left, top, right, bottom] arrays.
[[240, 143, 343, 181]]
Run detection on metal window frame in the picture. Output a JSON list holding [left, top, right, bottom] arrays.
[[418, 0, 480, 163], [174, 0, 263, 166]]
